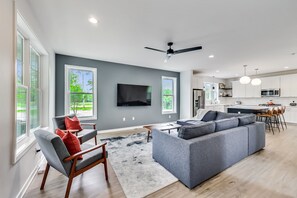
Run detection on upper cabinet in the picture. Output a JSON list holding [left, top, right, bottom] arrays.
[[232, 81, 246, 98], [280, 74, 297, 97], [232, 81, 261, 98], [261, 76, 280, 89]]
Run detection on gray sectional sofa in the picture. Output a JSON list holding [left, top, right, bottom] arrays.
[[152, 111, 265, 189]]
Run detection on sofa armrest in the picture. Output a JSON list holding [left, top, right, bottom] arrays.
[[152, 129, 191, 186]]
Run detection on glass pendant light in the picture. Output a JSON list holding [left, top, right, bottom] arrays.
[[251, 68, 262, 86], [239, 65, 251, 84]]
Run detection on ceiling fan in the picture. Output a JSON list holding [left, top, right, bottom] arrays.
[[144, 42, 202, 63]]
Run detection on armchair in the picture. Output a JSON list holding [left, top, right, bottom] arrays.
[[34, 129, 108, 198], [53, 114, 98, 144]]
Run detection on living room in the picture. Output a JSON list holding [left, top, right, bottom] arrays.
[[1, 0, 297, 198]]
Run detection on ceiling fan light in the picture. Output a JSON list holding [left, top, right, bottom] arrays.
[[251, 78, 261, 86], [240, 76, 251, 84]]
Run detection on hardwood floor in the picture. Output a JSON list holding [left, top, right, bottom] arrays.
[[25, 125, 297, 198]]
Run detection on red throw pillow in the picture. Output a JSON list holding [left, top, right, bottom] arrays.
[[65, 116, 83, 131], [62, 131, 83, 160], [56, 128, 66, 138]]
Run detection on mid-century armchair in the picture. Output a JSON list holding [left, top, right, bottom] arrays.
[[34, 129, 108, 198], [52, 114, 98, 144]]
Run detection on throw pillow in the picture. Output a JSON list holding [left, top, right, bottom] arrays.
[[201, 110, 217, 122], [56, 128, 66, 138], [178, 122, 216, 140], [62, 131, 83, 160], [238, 114, 256, 126], [65, 116, 83, 131]]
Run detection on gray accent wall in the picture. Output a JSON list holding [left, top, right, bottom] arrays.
[[55, 54, 180, 130]]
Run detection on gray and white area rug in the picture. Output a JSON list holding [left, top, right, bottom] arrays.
[[101, 132, 178, 198]]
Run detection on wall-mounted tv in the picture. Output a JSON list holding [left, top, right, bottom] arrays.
[[117, 84, 152, 106]]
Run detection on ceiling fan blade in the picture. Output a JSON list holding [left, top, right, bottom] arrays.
[[174, 46, 202, 54], [144, 47, 166, 53]]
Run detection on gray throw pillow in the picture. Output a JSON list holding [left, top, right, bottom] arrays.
[[215, 117, 239, 132], [178, 122, 216, 140], [238, 114, 256, 126], [201, 111, 217, 122]]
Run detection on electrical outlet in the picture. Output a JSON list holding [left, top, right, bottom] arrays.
[[123, 117, 126, 121], [132, 116, 135, 120], [169, 115, 171, 118]]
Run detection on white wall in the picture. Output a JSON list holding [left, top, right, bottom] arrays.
[[0, 0, 54, 197], [180, 70, 193, 119]]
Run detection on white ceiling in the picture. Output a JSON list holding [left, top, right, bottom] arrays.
[[28, 0, 297, 78]]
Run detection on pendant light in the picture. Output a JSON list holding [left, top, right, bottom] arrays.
[[239, 65, 251, 84], [251, 68, 262, 86]]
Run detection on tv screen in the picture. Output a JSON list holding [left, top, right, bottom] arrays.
[[117, 84, 152, 106]]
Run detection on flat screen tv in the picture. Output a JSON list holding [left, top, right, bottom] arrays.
[[117, 84, 152, 106]]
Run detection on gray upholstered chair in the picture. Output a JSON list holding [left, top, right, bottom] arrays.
[[34, 129, 108, 198], [53, 114, 98, 144]]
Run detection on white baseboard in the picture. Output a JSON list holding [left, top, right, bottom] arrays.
[[16, 156, 45, 198]]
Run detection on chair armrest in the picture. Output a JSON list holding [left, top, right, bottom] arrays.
[[80, 123, 96, 129], [63, 142, 107, 162]]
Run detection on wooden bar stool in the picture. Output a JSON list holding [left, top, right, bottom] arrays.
[[257, 109, 275, 134], [280, 106, 288, 129]]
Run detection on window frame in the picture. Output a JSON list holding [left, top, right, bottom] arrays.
[[162, 76, 177, 114], [65, 65, 97, 120], [203, 82, 219, 103], [16, 31, 25, 85]]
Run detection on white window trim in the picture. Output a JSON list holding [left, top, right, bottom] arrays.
[[204, 82, 219, 103], [162, 76, 177, 114], [13, 11, 48, 164], [65, 65, 97, 120]]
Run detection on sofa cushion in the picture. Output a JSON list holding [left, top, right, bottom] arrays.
[[214, 117, 239, 132], [238, 114, 256, 126], [201, 111, 217, 122], [216, 111, 243, 120], [178, 122, 215, 140]]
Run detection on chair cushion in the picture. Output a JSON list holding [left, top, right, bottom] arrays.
[[65, 116, 83, 131], [215, 117, 239, 132], [201, 111, 217, 122], [62, 131, 83, 160], [79, 129, 98, 143], [56, 128, 66, 138], [238, 114, 256, 126], [178, 122, 215, 140], [76, 143, 108, 171]]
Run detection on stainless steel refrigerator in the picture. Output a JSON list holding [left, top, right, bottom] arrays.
[[193, 89, 205, 117]]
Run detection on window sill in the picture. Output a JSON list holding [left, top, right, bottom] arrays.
[[78, 116, 97, 121], [162, 111, 177, 115]]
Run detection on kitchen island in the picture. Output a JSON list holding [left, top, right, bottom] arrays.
[[227, 105, 269, 114]]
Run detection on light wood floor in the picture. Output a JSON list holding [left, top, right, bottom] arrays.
[[25, 125, 297, 198]]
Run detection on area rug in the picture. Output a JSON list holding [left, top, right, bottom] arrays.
[[100, 132, 178, 198]]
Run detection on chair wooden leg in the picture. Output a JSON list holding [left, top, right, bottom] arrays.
[[40, 163, 50, 190], [104, 160, 108, 181], [95, 136, 97, 145], [65, 176, 73, 198]]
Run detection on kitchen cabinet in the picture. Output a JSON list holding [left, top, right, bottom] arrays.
[[261, 76, 280, 89], [245, 83, 261, 98], [204, 105, 225, 112], [232, 81, 246, 98], [280, 74, 297, 97], [284, 106, 297, 123]]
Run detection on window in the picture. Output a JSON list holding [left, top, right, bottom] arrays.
[[17, 32, 24, 85], [204, 82, 218, 103], [65, 65, 97, 119], [162, 76, 177, 114]]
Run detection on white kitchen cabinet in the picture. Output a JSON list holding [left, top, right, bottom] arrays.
[[261, 76, 280, 89], [284, 106, 297, 123], [280, 74, 297, 97], [245, 83, 261, 98], [232, 81, 246, 98]]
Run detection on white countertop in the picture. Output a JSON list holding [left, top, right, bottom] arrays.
[[205, 104, 230, 107]]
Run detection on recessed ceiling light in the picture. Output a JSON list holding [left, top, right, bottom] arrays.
[[216, 70, 220, 73], [284, 66, 289, 69], [209, 55, 214, 58], [89, 17, 98, 24]]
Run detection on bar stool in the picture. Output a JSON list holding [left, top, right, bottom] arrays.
[[280, 106, 288, 129], [257, 109, 275, 134], [272, 107, 283, 131]]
